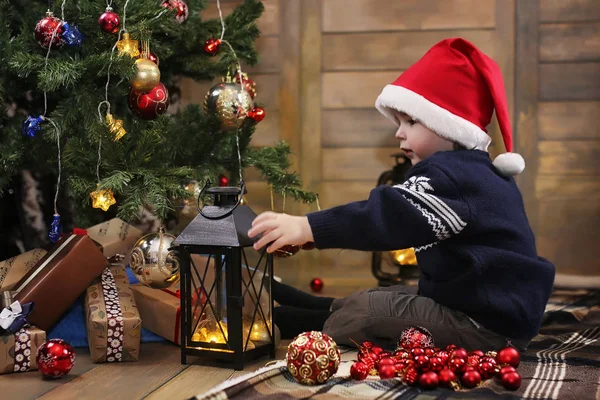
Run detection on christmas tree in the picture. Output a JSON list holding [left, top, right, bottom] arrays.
[[0, 0, 314, 237]]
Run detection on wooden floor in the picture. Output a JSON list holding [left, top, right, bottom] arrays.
[[1, 282, 367, 400]]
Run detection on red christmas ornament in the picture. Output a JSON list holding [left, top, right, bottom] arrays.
[[98, 7, 120, 34], [361, 341, 373, 349], [380, 351, 393, 359], [218, 175, 229, 186], [394, 349, 410, 359], [377, 357, 395, 371], [310, 277, 324, 292], [378, 364, 397, 379], [452, 347, 468, 360], [35, 12, 64, 48], [397, 326, 434, 350], [235, 73, 257, 99], [371, 346, 384, 356], [470, 350, 485, 357], [448, 357, 466, 374], [500, 371, 521, 390], [248, 107, 266, 123], [497, 346, 520, 368], [428, 356, 444, 372], [128, 82, 170, 120], [419, 371, 439, 390], [435, 350, 450, 365], [411, 347, 425, 357], [481, 356, 498, 366], [414, 355, 430, 370], [162, 0, 189, 23], [438, 368, 457, 387], [204, 38, 222, 55], [403, 366, 419, 385], [446, 344, 457, 352], [350, 361, 369, 380], [461, 369, 482, 388], [467, 354, 481, 366], [424, 347, 435, 357], [478, 360, 498, 379], [36, 339, 75, 379], [499, 365, 517, 376], [394, 362, 406, 373], [286, 331, 341, 385]]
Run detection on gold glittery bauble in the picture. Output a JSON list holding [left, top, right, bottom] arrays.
[[203, 82, 254, 131], [131, 58, 161, 92], [129, 227, 179, 289], [116, 32, 140, 57]]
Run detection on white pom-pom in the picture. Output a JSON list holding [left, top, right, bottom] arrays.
[[493, 152, 525, 176]]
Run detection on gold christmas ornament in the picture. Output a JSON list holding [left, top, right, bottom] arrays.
[[105, 113, 126, 141], [129, 227, 180, 289], [203, 81, 254, 131], [116, 32, 140, 57], [90, 185, 117, 211], [131, 58, 161, 92]]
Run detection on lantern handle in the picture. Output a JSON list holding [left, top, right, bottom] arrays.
[[197, 180, 245, 220]]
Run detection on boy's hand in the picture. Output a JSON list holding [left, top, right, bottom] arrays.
[[248, 212, 314, 253]]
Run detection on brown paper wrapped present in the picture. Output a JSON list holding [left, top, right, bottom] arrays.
[[85, 265, 141, 363], [0, 326, 45, 374], [14, 235, 109, 330], [0, 249, 47, 291], [131, 283, 182, 344], [86, 218, 143, 262]]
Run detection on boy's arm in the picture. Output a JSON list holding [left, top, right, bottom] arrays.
[[307, 165, 470, 251]]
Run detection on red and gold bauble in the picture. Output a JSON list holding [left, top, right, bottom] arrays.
[[497, 346, 520, 368], [310, 277, 324, 292], [162, 0, 189, 23], [350, 361, 369, 380], [204, 38, 221, 55], [397, 326, 434, 350], [248, 106, 266, 122], [36, 339, 75, 379], [128, 82, 169, 120], [419, 371, 439, 390], [461, 369, 482, 388], [286, 331, 341, 385], [500, 371, 521, 390], [98, 7, 120, 34], [35, 12, 64, 48]]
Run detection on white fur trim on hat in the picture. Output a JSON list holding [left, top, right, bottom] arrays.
[[493, 152, 525, 176], [375, 85, 492, 151]]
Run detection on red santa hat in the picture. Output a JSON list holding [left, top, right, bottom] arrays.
[[375, 38, 524, 176]]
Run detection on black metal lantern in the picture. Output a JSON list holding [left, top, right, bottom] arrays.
[[172, 181, 275, 370], [372, 153, 420, 286]]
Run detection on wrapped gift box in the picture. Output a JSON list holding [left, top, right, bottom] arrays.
[[131, 283, 182, 344], [0, 249, 47, 291], [14, 235, 108, 330], [85, 265, 141, 363], [0, 326, 45, 374], [86, 218, 143, 263]]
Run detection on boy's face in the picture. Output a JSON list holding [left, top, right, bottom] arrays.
[[392, 110, 454, 165]]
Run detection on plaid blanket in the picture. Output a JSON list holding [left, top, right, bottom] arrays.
[[194, 290, 600, 400]]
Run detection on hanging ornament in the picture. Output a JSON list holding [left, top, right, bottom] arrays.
[[204, 38, 221, 55], [35, 11, 65, 48], [235, 72, 257, 99], [98, 6, 120, 34], [162, 0, 189, 24], [286, 331, 340, 385], [203, 81, 254, 131], [116, 32, 140, 57], [105, 113, 126, 141], [128, 82, 169, 120], [22, 115, 44, 137], [248, 107, 266, 123], [48, 214, 61, 243], [60, 22, 83, 46], [129, 227, 180, 289], [350, 361, 369, 380], [37, 339, 75, 379], [496, 346, 520, 368], [131, 58, 161, 92], [90, 185, 117, 211], [310, 277, 324, 292], [397, 326, 434, 350]]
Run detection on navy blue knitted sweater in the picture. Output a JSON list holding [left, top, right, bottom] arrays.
[[308, 150, 555, 340]]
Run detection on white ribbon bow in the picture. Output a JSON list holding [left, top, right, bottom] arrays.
[[0, 301, 23, 330]]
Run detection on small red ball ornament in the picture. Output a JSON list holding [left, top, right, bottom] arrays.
[[428, 356, 444, 372], [204, 38, 221, 55], [218, 175, 229, 186], [497, 346, 520, 368], [424, 347, 435, 357], [499, 365, 517, 376], [419, 371, 439, 390], [452, 347, 468, 360], [461, 369, 482, 388], [162, 0, 189, 23], [449, 357, 466, 374], [435, 350, 450, 365], [397, 326, 434, 350], [411, 347, 425, 357], [128, 83, 169, 120], [371, 346, 384, 356], [394, 349, 410, 359], [36, 339, 75, 379], [446, 344, 457, 352], [467, 354, 481, 366], [248, 107, 266, 122], [438, 368, 457, 387], [98, 7, 120, 34], [378, 364, 397, 379], [413, 355, 430, 370], [361, 341, 373, 349], [286, 331, 341, 385], [470, 350, 485, 357], [404, 366, 419, 385], [478, 360, 498, 379], [310, 277, 324, 292], [500, 371, 522, 390], [35, 12, 64, 48], [350, 361, 369, 380]]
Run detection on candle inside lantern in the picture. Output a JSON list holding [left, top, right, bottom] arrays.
[[390, 248, 417, 265]]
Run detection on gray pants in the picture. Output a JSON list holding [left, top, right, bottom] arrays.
[[323, 285, 530, 351]]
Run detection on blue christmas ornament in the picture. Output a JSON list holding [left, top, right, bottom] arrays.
[[22, 115, 44, 137], [48, 214, 62, 243], [61, 22, 83, 46]]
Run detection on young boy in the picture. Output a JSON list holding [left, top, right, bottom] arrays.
[[249, 38, 555, 351]]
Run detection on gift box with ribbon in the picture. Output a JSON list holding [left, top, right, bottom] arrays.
[[86, 218, 143, 263], [0, 298, 34, 335], [84, 265, 141, 363], [0, 326, 46, 374], [0, 249, 47, 291]]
